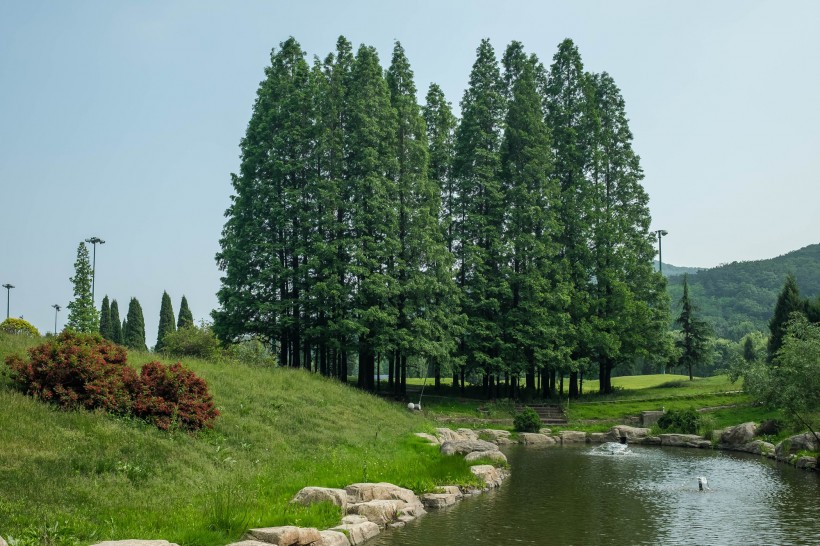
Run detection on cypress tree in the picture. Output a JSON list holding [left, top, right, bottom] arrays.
[[177, 295, 193, 329], [123, 297, 147, 352], [156, 291, 176, 352], [768, 274, 804, 360], [675, 274, 712, 380], [99, 295, 112, 340], [110, 299, 123, 344], [66, 242, 99, 333]]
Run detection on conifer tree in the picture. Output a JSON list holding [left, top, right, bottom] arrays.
[[110, 299, 123, 344], [123, 297, 147, 351], [675, 274, 712, 380], [66, 242, 99, 333], [453, 38, 507, 396], [156, 291, 176, 352], [177, 295, 193, 329], [99, 295, 112, 340], [768, 274, 804, 360]]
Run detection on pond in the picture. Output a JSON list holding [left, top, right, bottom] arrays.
[[370, 444, 820, 545]]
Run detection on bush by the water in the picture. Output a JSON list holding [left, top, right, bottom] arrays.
[[514, 407, 542, 432], [657, 407, 701, 434], [5, 331, 217, 431], [0, 317, 40, 337]]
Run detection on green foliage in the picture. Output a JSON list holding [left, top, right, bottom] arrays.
[[657, 408, 701, 434], [156, 291, 176, 352], [66, 242, 99, 333], [768, 273, 804, 360], [161, 322, 220, 359], [226, 338, 276, 367], [123, 298, 147, 352], [0, 317, 40, 337], [99, 295, 113, 341], [674, 274, 713, 380], [110, 299, 123, 344], [513, 407, 542, 432], [177, 295, 193, 330]]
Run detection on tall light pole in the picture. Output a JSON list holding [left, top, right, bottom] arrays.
[[2, 283, 14, 319], [85, 236, 105, 306], [654, 230, 668, 275], [52, 304, 61, 335]]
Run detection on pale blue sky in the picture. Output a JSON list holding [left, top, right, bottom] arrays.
[[2, 1, 818, 342]]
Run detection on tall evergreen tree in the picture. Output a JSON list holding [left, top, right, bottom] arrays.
[[675, 274, 712, 380], [768, 273, 804, 360], [156, 291, 176, 352], [99, 295, 112, 340], [123, 297, 147, 352], [66, 242, 99, 333], [110, 299, 123, 344], [177, 295, 193, 329], [453, 38, 507, 397]]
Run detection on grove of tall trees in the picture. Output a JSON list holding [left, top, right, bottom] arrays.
[[214, 36, 668, 397]]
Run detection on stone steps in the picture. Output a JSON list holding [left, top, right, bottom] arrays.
[[516, 404, 567, 425]]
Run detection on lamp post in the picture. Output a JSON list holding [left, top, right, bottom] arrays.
[[654, 230, 668, 275], [2, 284, 14, 319], [84, 236, 105, 306], [52, 304, 61, 335]]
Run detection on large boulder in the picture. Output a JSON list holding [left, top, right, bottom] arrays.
[[344, 483, 425, 522], [612, 426, 651, 441], [0, 536, 6, 546], [478, 429, 512, 443], [329, 521, 380, 545], [345, 483, 417, 505], [718, 422, 758, 448], [456, 428, 479, 440], [421, 492, 459, 509], [795, 456, 817, 471], [291, 486, 348, 513], [245, 526, 322, 546], [91, 542, 179, 546], [347, 499, 407, 528], [470, 464, 509, 488], [659, 434, 711, 448], [440, 439, 499, 456], [318, 531, 350, 546], [588, 432, 606, 443], [414, 432, 439, 445], [464, 450, 508, 464], [435, 427, 467, 443], [775, 432, 820, 461], [518, 432, 557, 445], [559, 431, 587, 444]]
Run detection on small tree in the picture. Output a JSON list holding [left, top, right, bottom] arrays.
[[99, 295, 112, 340], [675, 274, 712, 380], [123, 297, 147, 351], [110, 299, 123, 344], [66, 242, 98, 333], [177, 295, 194, 329], [768, 274, 804, 361], [0, 317, 40, 336], [155, 291, 176, 352]]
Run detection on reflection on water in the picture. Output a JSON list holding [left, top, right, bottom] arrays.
[[370, 444, 820, 545]]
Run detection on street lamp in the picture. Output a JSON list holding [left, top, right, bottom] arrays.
[[52, 304, 61, 335], [2, 283, 14, 319], [84, 236, 105, 306], [654, 230, 669, 275]]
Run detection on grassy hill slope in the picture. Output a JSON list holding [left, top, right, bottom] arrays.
[[0, 334, 478, 546], [667, 243, 820, 339]]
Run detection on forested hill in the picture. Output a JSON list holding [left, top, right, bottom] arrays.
[[655, 261, 703, 277], [667, 243, 820, 340]]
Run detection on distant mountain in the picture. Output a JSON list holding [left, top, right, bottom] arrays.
[[667, 243, 820, 340], [654, 261, 704, 278]]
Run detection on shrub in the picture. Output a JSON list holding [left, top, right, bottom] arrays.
[[161, 323, 220, 359], [5, 330, 135, 414], [657, 407, 701, 434], [514, 407, 542, 432], [0, 317, 40, 337], [133, 361, 219, 431], [226, 338, 276, 367]]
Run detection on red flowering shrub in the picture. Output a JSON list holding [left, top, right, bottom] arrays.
[[5, 330, 136, 414], [132, 361, 219, 431]]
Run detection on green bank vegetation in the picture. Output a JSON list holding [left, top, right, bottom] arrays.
[[0, 333, 483, 546]]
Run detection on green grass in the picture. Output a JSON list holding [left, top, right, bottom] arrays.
[[0, 334, 482, 546]]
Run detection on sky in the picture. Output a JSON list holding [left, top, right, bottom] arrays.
[[1, 0, 818, 343]]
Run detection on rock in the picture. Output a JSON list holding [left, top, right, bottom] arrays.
[[733, 440, 775, 456], [440, 439, 499, 456], [456, 428, 479, 440], [641, 410, 665, 427], [718, 422, 758, 447], [478, 429, 511, 442], [318, 531, 350, 546], [438, 485, 463, 497], [795, 456, 817, 471], [245, 526, 322, 546], [435, 427, 467, 443], [559, 431, 587, 443], [539, 428, 552, 435], [291, 486, 348, 513], [588, 432, 606, 443], [464, 450, 508, 464], [612, 426, 651, 441], [757, 419, 783, 436], [344, 482, 418, 505], [775, 432, 820, 460], [0, 536, 6, 546], [470, 464, 509, 488], [659, 434, 712, 448], [225, 541, 272, 546], [329, 521, 380, 545], [637, 436, 662, 445], [414, 432, 439, 445], [340, 515, 369, 525], [90, 542, 179, 546], [602, 428, 622, 442], [518, 432, 557, 445], [421, 492, 459, 508], [347, 499, 407, 527]]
